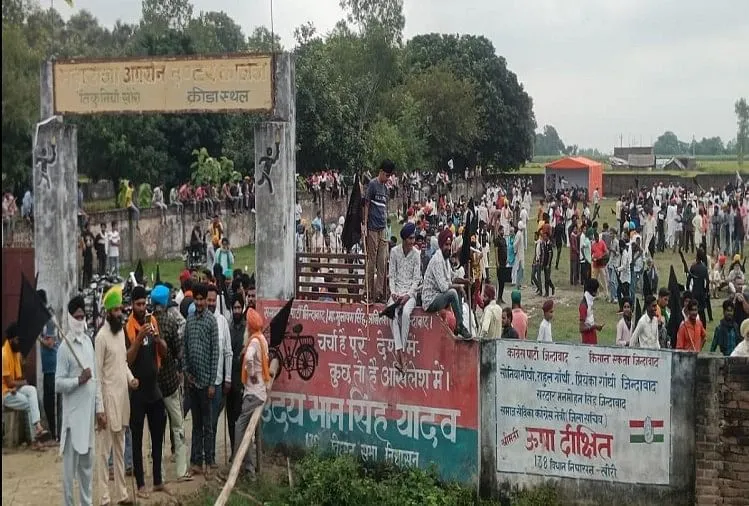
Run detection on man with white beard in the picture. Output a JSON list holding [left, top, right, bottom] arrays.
[[57, 296, 103, 506]]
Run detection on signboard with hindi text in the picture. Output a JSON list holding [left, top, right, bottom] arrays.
[[52, 54, 273, 114], [257, 300, 480, 483], [494, 341, 672, 485]]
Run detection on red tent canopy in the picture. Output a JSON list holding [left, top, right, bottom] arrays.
[[544, 156, 604, 196]]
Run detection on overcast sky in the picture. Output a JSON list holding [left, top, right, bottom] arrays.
[[59, 0, 748, 152]]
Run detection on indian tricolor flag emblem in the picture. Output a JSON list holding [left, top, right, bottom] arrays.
[[629, 417, 664, 444]]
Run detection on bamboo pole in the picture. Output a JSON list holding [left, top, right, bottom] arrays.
[[214, 358, 279, 506]]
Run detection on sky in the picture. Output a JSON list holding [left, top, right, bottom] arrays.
[[57, 0, 749, 153]]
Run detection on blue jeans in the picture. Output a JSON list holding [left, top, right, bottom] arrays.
[[426, 289, 464, 329], [607, 266, 618, 301], [109, 427, 133, 471]]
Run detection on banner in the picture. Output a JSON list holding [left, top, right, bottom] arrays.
[[258, 300, 479, 482], [53, 54, 273, 114], [494, 341, 672, 484]]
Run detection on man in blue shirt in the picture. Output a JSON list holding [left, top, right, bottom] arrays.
[[38, 289, 61, 441], [363, 159, 395, 302]]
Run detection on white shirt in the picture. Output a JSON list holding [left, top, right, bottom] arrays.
[[730, 340, 749, 357], [537, 319, 553, 343], [108, 230, 120, 257], [213, 308, 233, 386], [629, 313, 660, 349], [243, 335, 270, 401], [56, 316, 103, 455]]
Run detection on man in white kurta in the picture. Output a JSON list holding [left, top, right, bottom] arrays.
[[56, 297, 104, 506], [95, 287, 138, 506]]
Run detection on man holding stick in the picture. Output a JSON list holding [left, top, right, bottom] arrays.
[[231, 308, 270, 480], [56, 296, 103, 506]]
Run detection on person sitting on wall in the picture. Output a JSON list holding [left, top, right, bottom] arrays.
[[386, 223, 422, 369], [421, 229, 472, 340]]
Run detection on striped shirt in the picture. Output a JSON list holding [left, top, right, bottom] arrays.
[[184, 309, 219, 389], [154, 308, 182, 397]]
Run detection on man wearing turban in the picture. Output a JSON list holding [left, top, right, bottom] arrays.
[[56, 295, 102, 506], [386, 222, 421, 368], [95, 286, 139, 506], [232, 308, 270, 479], [422, 229, 472, 340]]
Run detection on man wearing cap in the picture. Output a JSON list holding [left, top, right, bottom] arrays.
[[422, 229, 472, 340], [151, 285, 191, 481], [56, 296, 103, 506], [95, 286, 139, 506], [387, 222, 422, 367], [363, 159, 395, 302], [125, 286, 168, 498]]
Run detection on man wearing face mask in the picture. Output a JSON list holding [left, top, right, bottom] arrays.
[[206, 284, 233, 470], [225, 293, 246, 460], [125, 286, 168, 499], [151, 285, 192, 482], [422, 229, 472, 340], [95, 286, 139, 506], [56, 296, 103, 506]]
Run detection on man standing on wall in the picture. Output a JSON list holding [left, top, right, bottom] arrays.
[[183, 283, 219, 478], [363, 160, 395, 303]]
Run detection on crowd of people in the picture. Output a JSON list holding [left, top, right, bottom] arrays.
[[3, 251, 267, 504]]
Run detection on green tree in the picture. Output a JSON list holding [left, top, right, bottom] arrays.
[[654, 131, 683, 156], [736, 98, 748, 166], [405, 34, 536, 171], [534, 125, 566, 156]]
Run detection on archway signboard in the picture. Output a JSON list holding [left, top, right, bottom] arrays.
[[51, 54, 274, 115]]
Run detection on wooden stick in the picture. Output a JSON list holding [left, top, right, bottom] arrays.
[[51, 315, 85, 369], [214, 359, 279, 506]]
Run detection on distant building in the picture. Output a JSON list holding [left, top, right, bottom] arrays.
[[612, 146, 655, 169], [661, 157, 697, 171]]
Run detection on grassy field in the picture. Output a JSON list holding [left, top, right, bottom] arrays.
[[121, 198, 731, 350]]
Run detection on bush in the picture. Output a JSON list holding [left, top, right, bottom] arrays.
[[137, 183, 152, 208]]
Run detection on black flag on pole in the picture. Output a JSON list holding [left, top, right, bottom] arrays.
[[341, 174, 363, 252], [134, 260, 145, 285], [666, 266, 683, 348], [155, 264, 161, 285], [269, 298, 294, 348], [16, 274, 52, 357]]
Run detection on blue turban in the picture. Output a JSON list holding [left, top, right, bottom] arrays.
[[151, 285, 170, 307], [400, 222, 416, 240]]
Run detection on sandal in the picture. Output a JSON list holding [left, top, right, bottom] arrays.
[[177, 472, 194, 482], [136, 489, 149, 500]]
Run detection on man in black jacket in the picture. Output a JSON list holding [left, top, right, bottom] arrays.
[[495, 225, 508, 304], [225, 293, 246, 460]]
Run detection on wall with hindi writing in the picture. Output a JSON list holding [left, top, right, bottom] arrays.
[[480, 339, 699, 505], [258, 299, 480, 484]]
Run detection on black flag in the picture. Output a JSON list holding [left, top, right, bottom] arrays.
[[16, 274, 52, 357], [341, 173, 363, 252], [155, 264, 161, 285], [635, 297, 642, 324], [134, 260, 144, 285], [666, 266, 683, 348], [460, 198, 478, 268], [379, 302, 399, 320], [269, 298, 294, 348]]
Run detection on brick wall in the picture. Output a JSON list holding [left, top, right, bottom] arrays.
[[695, 357, 749, 506]]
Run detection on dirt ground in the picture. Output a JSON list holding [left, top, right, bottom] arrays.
[[2, 409, 253, 506]]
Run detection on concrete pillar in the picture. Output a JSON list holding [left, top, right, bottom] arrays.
[[254, 54, 296, 301], [40, 60, 54, 120], [32, 118, 79, 335]]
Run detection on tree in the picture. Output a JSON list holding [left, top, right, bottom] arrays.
[[533, 125, 566, 156], [405, 34, 536, 171], [736, 98, 748, 166], [654, 131, 684, 156], [141, 0, 193, 31], [339, 0, 404, 44]]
